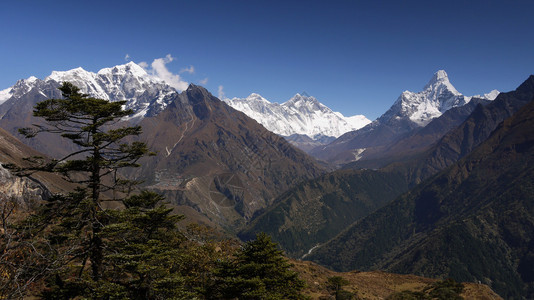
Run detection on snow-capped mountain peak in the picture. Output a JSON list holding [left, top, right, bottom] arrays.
[[47, 67, 92, 82], [382, 70, 498, 127], [97, 61, 149, 78], [224, 93, 370, 139], [26, 76, 39, 83], [47, 67, 107, 99], [472, 89, 500, 101], [0, 76, 47, 105], [245, 93, 271, 103], [423, 70, 460, 96], [284, 93, 324, 112], [0, 62, 178, 121], [0, 87, 13, 105]]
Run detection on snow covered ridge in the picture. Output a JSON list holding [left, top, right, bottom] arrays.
[[380, 70, 499, 127], [0, 76, 40, 105], [0, 62, 177, 120], [224, 93, 371, 139]]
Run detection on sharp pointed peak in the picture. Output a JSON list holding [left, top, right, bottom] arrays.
[[434, 70, 448, 80], [423, 69, 460, 95], [185, 83, 212, 96], [186, 83, 201, 90], [425, 70, 449, 86]]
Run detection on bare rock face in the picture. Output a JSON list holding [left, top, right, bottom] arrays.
[[0, 127, 54, 207], [0, 165, 49, 207]]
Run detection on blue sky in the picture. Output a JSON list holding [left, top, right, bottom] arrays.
[[1, 1, 533, 120]]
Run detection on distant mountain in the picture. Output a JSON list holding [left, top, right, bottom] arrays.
[[384, 70, 497, 127], [0, 62, 177, 157], [239, 98, 491, 259], [413, 74, 534, 182], [224, 93, 370, 151], [0, 63, 325, 232], [127, 84, 324, 229], [343, 97, 492, 170], [307, 77, 534, 298], [242, 75, 533, 268], [311, 70, 498, 165], [0, 62, 175, 120]]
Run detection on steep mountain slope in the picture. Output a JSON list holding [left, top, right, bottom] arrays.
[[344, 97, 492, 170], [130, 84, 324, 230], [312, 70, 498, 165], [240, 98, 494, 259], [243, 75, 532, 265], [0, 127, 75, 206], [240, 167, 411, 258], [0, 63, 326, 232], [224, 93, 370, 151], [307, 96, 534, 298], [0, 62, 176, 158], [413, 75, 534, 181]]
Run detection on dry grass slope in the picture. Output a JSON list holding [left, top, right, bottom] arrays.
[[292, 260, 502, 299]]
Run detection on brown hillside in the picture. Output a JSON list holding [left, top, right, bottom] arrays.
[[292, 260, 501, 299], [131, 84, 324, 231]]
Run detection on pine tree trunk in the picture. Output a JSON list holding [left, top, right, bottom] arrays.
[[90, 125, 103, 282]]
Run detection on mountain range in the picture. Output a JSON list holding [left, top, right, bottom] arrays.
[[130, 84, 324, 229], [0, 64, 325, 232], [223, 93, 371, 151], [311, 70, 499, 166], [0, 62, 175, 121], [241, 74, 534, 298], [0, 62, 372, 153], [1, 61, 532, 298], [306, 76, 534, 298]]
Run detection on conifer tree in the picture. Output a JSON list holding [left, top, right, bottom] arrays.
[[212, 232, 305, 299], [77, 191, 191, 299], [12, 82, 153, 294]]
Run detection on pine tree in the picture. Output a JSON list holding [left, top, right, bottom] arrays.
[[10, 82, 153, 296], [327, 276, 354, 299], [94, 191, 193, 299], [212, 232, 305, 299]]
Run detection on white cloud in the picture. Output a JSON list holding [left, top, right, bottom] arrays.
[[218, 85, 226, 100], [180, 65, 195, 74], [199, 78, 209, 85], [139, 54, 189, 91], [124, 54, 130, 61]]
